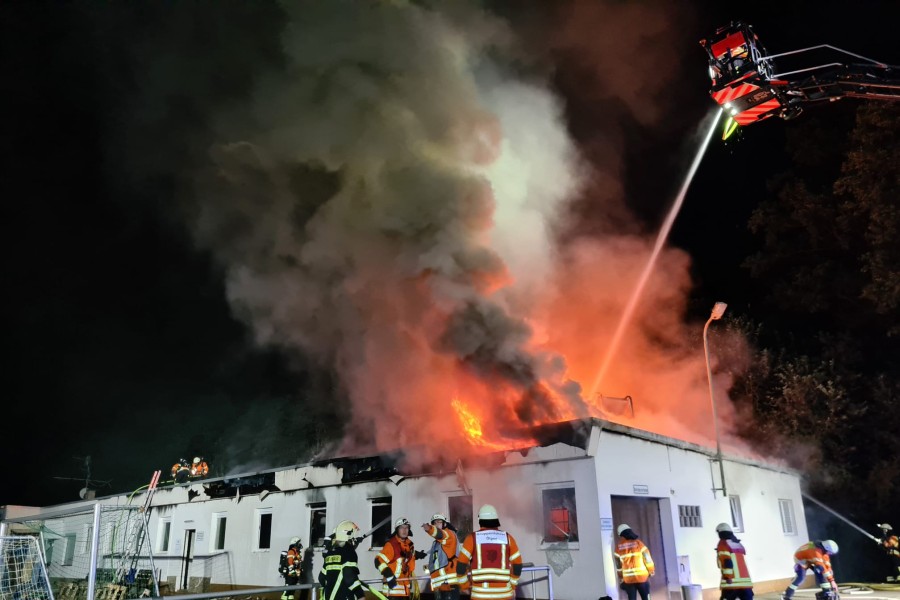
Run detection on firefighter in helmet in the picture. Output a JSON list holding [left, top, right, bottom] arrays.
[[782, 540, 839, 600], [614, 523, 655, 600], [456, 504, 523, 600], [376, 517, 419, 598], [422, 512, 461, 600], [319, 520, 368, 599], [171, 458, 191, 484], [716, 522, 754, 600], [280, 537, 303, 600], [190, 456, 209, 478], [877, 524, 900, 582]]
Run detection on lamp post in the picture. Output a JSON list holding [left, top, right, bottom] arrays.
[[704, 301, 728, 497]]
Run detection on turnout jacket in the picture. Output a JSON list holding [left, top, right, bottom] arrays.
[[614, 538, 655, 583], [375, 535, 417, 597], [793, 542, 835, 582], [457, 528, 523, 600], [424, 523, 459, 591], [717, 538, 753, 589], [319, 542, 366, 600]]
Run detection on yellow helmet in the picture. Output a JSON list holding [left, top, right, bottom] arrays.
[[333, 520, 360, 542]]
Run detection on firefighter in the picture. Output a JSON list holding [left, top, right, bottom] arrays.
[[280, 537, 303, 600], [190, 456, 209, 478], [716, 523, 753, 600], [876, 524, 900, 582], [319, 520, 368, 600], [171, 459, 191, 484], [422, 512, 460, 600], [782, 540, 839, 600], [376, 517, 418, 598], [614, 523, 655, 600], [456, 504, 523, 600]]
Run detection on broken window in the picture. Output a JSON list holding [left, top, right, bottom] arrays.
[[370, 497, 392, 549], [542, 487, 579, 543]]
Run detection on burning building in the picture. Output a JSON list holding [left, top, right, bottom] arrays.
[[2, 417, 807, 600]]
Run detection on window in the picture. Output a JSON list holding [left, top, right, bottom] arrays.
[[679, 505, 703, 527], [370, 497, 392, 549], [309, 503, 327, 548], [81, 525, 93, 554], [257, 509, 273, 550], [779, 499, 797, 535], [211, 513, 227, 551], [157, 518, 172, 553], [541, 487, 579, 543], [448, 495, 473, 544], [728, 495, 744, 532], [62, 534, 76, 566]]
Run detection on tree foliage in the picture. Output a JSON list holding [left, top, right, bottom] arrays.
[[733, 104, 900, 517]]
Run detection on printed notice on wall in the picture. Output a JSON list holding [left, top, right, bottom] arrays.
[[600, 518, 613, 530], [633, 484, 649, 495]]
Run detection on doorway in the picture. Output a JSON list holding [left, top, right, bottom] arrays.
[[611, 496, 670, 600], [179, 529, 195, 591]]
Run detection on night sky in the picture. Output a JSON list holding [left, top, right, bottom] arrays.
[[2, 1, 896, 508]]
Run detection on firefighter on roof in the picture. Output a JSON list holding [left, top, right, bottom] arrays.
[[716, 523, 754, 600], [376, 517, 418, 598], [319, 520, 369, 600], [171, 458, 191, 484], [456, 504, 523, 600], [782, 540, 839, 600], [190, 456, 209, 478], [614, 523, 655, 600], [279, 537, 303, 600], [422, 512, 461, 600]]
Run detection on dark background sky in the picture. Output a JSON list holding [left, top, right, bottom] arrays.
[[1, 1, 897, 508]]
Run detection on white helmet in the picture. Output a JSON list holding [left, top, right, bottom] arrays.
[[333, 520, 360, 542], [193, 457, 201, 464], [478, 504, 499, 520], [617, 524, 631, 536], [716, 522, 733, 533], [821, 540, 839, 554], [395, 518, 411, 528], [431, 513, 448, 523], [290, 537, 301, 546]]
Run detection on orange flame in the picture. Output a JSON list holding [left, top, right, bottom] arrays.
[[451, 397, 485, 445]]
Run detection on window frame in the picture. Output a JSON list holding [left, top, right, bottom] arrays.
[[210, 512, 227, 552], [447, 494, 474, 546], [538, 482, 580, 549], [728, 495, 744, 533], [369, 497, 393, 550], [778, 499, 797, 535], [157, 518, 172, 553], [309, 502, 327, 549], [255, 508, 273, 551]]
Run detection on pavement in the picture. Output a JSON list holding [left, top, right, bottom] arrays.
[[754, 584, 900, 600]]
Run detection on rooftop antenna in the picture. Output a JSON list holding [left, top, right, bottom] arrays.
[[53, 455, 112, 499]]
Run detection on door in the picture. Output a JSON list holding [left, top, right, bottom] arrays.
[[180, 529, 195, 591], [611, 496, 670, 600]]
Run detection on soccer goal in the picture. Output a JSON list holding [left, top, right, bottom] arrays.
[[0, 534, 55, 600]]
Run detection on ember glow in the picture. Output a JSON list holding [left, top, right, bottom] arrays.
[[451, 398, 486, 446]]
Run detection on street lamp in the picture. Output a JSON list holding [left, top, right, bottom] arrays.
[[704, 301, 728, 497]]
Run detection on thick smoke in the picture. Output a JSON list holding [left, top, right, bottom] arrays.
[[191, 1, 590, 461], [189, 0, 744, 463]]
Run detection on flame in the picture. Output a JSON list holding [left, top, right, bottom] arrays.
[[451, 397, 485, 445]]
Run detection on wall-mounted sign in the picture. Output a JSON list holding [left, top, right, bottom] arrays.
[[633, 485, 649, 495], [600, 518, 613, 530]]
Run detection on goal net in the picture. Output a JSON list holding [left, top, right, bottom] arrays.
[[0, 535, 54, 600], [2, 505, 158, 600]]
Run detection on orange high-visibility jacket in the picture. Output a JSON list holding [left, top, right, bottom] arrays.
[[794, 542, 835, 582], [375, 535, 416, 597], [614, 538, 655, 583], [424, 523, 459, 591], [286, 547, 302, 576], [717, 539, 753, 589], [457, 528, 523, 600], [883, 535, 899, 558]]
